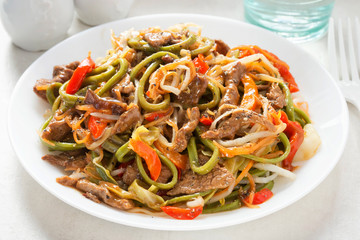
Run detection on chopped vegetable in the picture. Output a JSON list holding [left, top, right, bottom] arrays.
[[199, 115, 214, 126], [193, 54, 209, 74], [88, 116, 107, 139], [129, 139, 161, 181], [245, 188, 274, 205], [66, 53, 96, 94], [154, 141, 188, 170], [161, 206, 203, 220]]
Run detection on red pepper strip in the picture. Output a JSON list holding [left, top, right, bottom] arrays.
[[144, 107, 173, 122], [66, 54, 96, 94], [129, 139, 161, 181], [193, 54, 209, 74], [280, 111, 304, 171], [154, 141, 188, 170], [245, 188, 274, 205], [88, 116, 107, 139], [199, 115, 214, 126], [240, 75, 259, 110], [161, 206, 203, 220]]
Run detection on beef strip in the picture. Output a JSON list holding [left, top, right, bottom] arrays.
[[112, 105, 141, 134], [56, 175, 79, 187], [42, 117, 72, 141], [76, 179, 135, 210], [266, 83, 286, 109], [175, 74, 208, 107], [161, 54, 175, 64], [219, 62, 246, 109], [84, 89, 127, 115], [172, 107, 200, 152], [122, 161, 173, 186], [42, 149, 88, 171], [214, 39, 230, 56], [33, 61, 79, 101], [201, 108, 276, 139], [143, 31, 173, 47], [167, 165, 235, 196], [112, 74, 135, 95]]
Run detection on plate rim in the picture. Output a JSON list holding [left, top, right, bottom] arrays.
[[8, 13, 349, 231]]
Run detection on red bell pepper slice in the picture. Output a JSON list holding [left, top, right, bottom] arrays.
[[199, 115, 214, 126], [246, 188, 274, 205], [193, 54, 209, 74], [129, 139, 161, 181], [280, 111, 305, 171], [88, 116, 107, 139], [161, 206, 203, 220], [66, 54, 96, 94], [144, 107, 173, 122]]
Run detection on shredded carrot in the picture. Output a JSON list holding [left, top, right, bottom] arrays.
[[35, 85, 50, 91], [235, 160, 254, 185], [247, 173, 256, 204]]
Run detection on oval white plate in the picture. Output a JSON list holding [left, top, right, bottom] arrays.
[[8, 14, 348, 231]]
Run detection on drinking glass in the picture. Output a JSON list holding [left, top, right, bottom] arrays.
[[244, 0, 335, 42]]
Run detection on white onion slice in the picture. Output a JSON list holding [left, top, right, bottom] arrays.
[[253, 163, 296, 180], [90, 112, 119, 121]]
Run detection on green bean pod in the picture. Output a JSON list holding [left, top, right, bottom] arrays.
[[203, 199, 241, 214], [190, 38, 215, 57], [97, 58, 129, 96], [46, 82, 62, 106], [115, 141, 132, 162], [198, 81, 221, 110], [278, 82, 295, 121], [135, 148, 178, 189], [40, 116, 85, 151], [59, 81, 85, 106], [130, 51, 179, 81], [82, 65, 116, 85], [240, 132, 290, 163], [294, 107, 311, 125], [256, 180, 274, 192], [187, 137, 220, 175], [51, 95, 62, 113], [128, 34, 197, 53], [137, 61, 171, 112]]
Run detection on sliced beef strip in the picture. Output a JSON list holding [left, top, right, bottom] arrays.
[[42, 117, 72, 142], [219, 82, 240, 106], [122, 161, 173, 186], [175, 74, 208, 107], [161, 54, 175, 64], [266, 83, 286, 109], [172, 107, 200, 152], [218, 62, 246, 109], [167, 165, 235, 196], [76, 179, 135, 210], [112, 74, 135, 95], [33, 61, 79, 101], [84, 89, 127, 115], [214, 39, 230, 56], [143, 31, 173, 47], [201, 108, 276, 140], [112, 105, 141, 134], [42, 149, 88, 171], [56, 175, 79, 187]]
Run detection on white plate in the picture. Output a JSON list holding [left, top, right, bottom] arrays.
[[8, 14, 348, 231]]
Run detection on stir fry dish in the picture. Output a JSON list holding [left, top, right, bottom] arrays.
[[33, 24, 321, 220]]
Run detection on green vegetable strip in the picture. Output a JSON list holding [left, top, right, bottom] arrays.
[[46, 82, 62, 106], [240, 132, 290, 163], [115, 141, 132, 163], [203, 199, 241, 214], [295, 115, 305, 128], [130, 51, 179, 81], [135, 148, 178, 189], [294, 107, 311, 124], [128, 34, 197, 53], [102, 140, 119, 154], [91, 151, 118, 185], [198, 81, 221, 110], [278, 82, 295, 121], [137, 61, 170, 112], [190, 38, 215, 57], [164, 190, 213, 205], [256, 180, 274, 192], [187, 137, 220, 175], [51, 95, 62, 113], [82, 65, 116, 85], [40, 116, 85, 151], [97, 58, 129, 96], [59, 81, 85, 106]]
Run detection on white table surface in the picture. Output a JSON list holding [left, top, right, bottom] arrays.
[[1, 0, 360, 239]]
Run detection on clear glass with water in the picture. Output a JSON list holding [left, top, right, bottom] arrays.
[[244, 0, 335, 42]]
